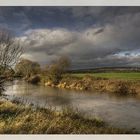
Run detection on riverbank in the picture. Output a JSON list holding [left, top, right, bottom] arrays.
[[43, 75, 140, 96], [0, 97, 137, 134]]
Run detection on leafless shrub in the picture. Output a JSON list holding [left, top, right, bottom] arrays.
[[0, 29, 23, 93]]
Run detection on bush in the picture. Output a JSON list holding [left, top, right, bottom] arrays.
[[113, 81, 137, 96], [45, 56, 71, 85], [28, 75, 41, 84]]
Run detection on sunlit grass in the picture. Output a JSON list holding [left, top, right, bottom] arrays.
[[71, 72, 140, 80], [0, 100, 136, 134]]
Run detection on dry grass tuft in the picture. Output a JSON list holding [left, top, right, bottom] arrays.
[[0, 100, 136, 134]]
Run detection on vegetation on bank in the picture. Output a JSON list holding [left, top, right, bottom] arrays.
[[14, 56, 139, 97], [43, 74, 140, 96], [0, 99, 136, 134]]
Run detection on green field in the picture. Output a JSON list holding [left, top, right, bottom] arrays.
[[71, 72, 140, 80]]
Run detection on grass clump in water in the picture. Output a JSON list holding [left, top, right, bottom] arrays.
[[113, 81, 137, 96]]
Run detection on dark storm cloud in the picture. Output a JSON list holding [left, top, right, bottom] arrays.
[[1, 6, 140, 33], [0, 6, 140, 68]]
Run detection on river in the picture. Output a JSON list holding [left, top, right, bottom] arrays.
[[3, 80, 140, 132]]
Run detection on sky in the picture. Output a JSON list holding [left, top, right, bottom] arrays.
[[0, 6, 140, 69]]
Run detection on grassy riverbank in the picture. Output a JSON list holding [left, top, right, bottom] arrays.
[[0, 99, 137, 134], [43, 73, 140, 96]]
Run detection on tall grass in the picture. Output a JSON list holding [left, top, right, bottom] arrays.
[[56, 74, 139, 96], [0, 100, 136, 134]]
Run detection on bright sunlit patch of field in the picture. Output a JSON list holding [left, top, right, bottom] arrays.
[[71, 72, 140, 80]]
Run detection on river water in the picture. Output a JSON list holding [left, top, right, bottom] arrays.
[[3, 80, 140, 132]]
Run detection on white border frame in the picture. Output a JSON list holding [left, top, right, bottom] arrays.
[[0, 0, 140, 6], [0, 135, 140, 140], [0, 0, 140, 140]]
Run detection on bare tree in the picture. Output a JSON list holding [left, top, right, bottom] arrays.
[[45, 56, 71, 84], [0, 29, 23, 93], [0, 30, 23, 72]]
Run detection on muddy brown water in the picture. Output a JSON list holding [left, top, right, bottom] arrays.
[[3, 80, 140, 132]]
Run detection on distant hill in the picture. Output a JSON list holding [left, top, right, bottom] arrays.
[[68, 67, 140, 73]]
